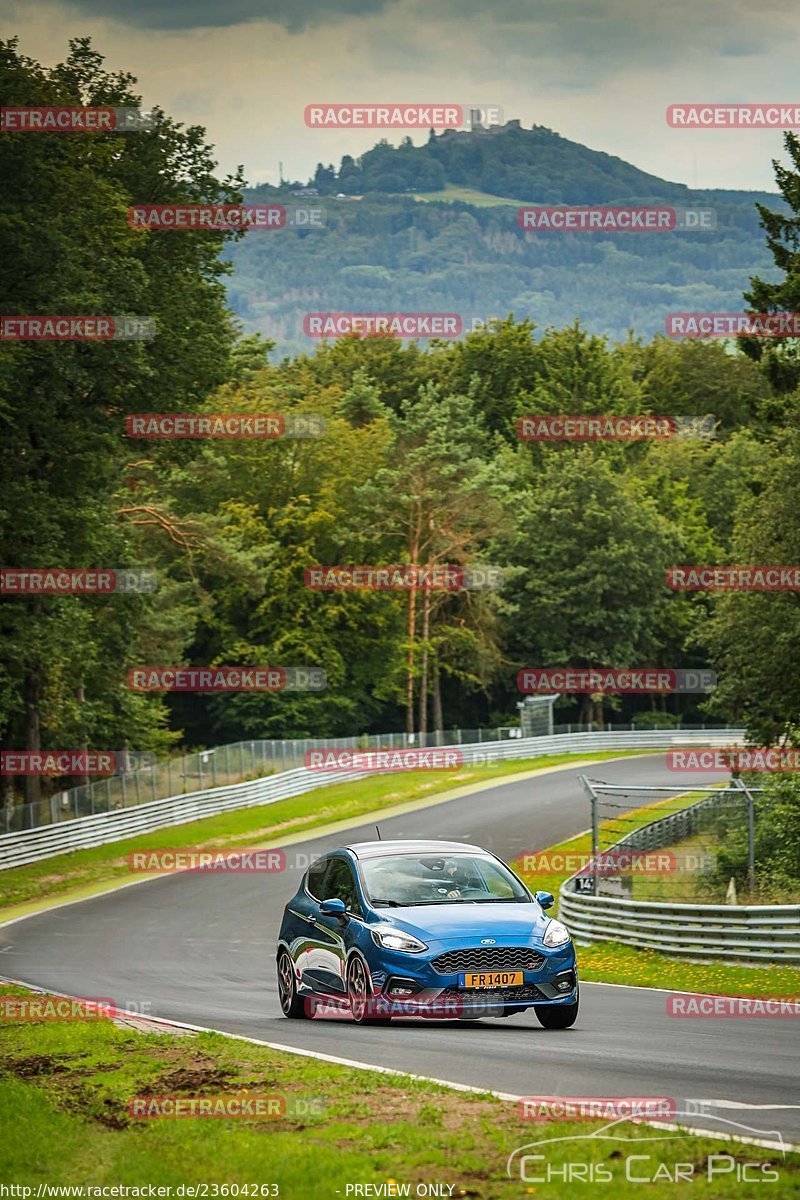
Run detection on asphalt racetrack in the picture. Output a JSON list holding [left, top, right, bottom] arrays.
[[2, 754, 799, 1148]]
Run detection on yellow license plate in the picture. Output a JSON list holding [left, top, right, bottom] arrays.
[[461, 970, 523, 989]]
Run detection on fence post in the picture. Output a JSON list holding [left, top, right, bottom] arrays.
[[578, 775, 599, 897], [734, 776, 757, 895]]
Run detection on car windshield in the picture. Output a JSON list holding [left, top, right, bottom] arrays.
[[360, 852, 531, 906]]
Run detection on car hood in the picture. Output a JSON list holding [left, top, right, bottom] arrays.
[[374, 901, 550, 943]]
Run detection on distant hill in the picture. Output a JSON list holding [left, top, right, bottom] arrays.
[[226, 121, 784, 355]]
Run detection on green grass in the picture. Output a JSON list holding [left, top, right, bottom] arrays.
[[631, 830, 725, 903], [515, 790, 713, 906], [412, 184, 523, 207], [514, 795, 800, 996], [0, 751, 652, 915], [572, 940, 800, 996], [1, 984, 797, 1196]]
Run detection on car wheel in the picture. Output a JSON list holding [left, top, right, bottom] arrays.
[[347, 955, 391, 1025], [277, 949, 308, 1019], [534, 992, 579, 1029]]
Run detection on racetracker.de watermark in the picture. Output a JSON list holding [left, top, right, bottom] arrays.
[[667, 748, 800, 772], [666, 312, 800, 338], [518, 206, 716, 232], [125, 414, 325, 439], [667, 103, 800, 128], [304, 313, 462, 338], [1, 106, 154, 132], [305, 565, 503, 590], [516, 415, 715, 441], [127, 205, 325, 231], [518, 1096, 677, 1120], [1, 750, 155, 776], [127, 667, 326, 691], [304, 748, 485, 772], [0, 996, 114, 1020], [518, 668, 716, 694], [1, 316, 156, 340], [127, 848, 286, 873], [521, 850, 681, 877], [128, 1094, 324, 1118], [306, 993, 500, 1020], [1, 569, 157, 594], [666, 565, 800, 590], [667, 994, 800, 1017], [304, 103, 502, 129]]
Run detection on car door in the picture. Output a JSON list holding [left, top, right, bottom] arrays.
[[287, 855, 330, 983], [303, 856, 362, 995]]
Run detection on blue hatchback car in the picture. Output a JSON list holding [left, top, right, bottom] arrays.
[[276, 840, 578, 1026]]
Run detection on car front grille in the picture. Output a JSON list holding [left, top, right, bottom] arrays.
[[431, 946, 545, 974], [441, 984, 546, 1003]]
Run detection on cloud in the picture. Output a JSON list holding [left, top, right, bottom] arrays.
[[49, 0, 394, 33], [4, 0, 798, 192]]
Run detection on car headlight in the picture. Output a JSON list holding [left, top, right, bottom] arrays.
[[371, 926, 428, 953], [543, 920, 571, 948]]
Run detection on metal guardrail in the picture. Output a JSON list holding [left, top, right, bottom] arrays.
[[5, 725, 541, 834], [559, 889, 800, 963], [559, 785, 800, 964], [0, 727, 743, 871], [3, 720, 729, 834]]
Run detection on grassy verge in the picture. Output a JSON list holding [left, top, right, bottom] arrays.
[[412, 185, 522, 206], [632, 830, 724, 903], [514, 795, 800, 997], [0, 751, 650, 915], [514, 790, 713, 906], [1, 985, 797, 1197]]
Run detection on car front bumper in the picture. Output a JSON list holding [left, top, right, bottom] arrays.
[[364, 941, 577, 1016]]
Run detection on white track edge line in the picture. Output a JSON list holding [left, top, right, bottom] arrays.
[[1, 975, 797, 1155]]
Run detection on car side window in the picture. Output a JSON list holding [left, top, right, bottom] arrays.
[[321, 857, 363, 917], [306, 856, 330, 901]]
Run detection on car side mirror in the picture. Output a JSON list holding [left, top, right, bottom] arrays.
[[319, 898, 348, 919], [535, 890, 555, 910]]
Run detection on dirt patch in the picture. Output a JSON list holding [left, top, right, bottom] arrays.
[[151, 1063, 234, 1092], [439, 1095, 506, 1132], [2, 1053, 71, 1078], [112, 1015, 197, 1037], [91, 1096, 132, 1131]]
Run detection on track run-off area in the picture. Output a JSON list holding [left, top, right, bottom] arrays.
[[2, 754, 798, 1148]]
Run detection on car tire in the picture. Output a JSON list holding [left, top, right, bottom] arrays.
[[347, 955, 391, 1025], [534, 992, 579, 1029], [277, 949, 308, 1019]]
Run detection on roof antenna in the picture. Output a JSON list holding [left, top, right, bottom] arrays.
[[375, 824, 382, 841]]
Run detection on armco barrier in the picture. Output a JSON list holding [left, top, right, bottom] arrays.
[[558, 889, 800, 963], [559, 784, 800, 964], [0, 728, 743, 871]]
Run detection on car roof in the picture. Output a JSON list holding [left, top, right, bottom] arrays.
[[345, 839, 489, 860]]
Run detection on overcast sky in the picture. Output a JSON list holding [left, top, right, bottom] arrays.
[[4, 0, 798, 190]]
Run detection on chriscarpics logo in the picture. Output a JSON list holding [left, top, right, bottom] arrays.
[[507, 1111, 786, 1184]]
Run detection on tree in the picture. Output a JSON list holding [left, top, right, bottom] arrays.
[[505, 447, 680, 727], [0, 38, 240, 815], [356, 382, 513, 735], [741, 132, 800, 395], [703, 428, 800, 743]]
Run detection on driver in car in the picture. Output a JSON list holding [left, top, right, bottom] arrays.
[[441, 857, 471, 898]]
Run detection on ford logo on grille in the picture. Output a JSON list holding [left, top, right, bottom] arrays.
[[480, 938, 496, 944]]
